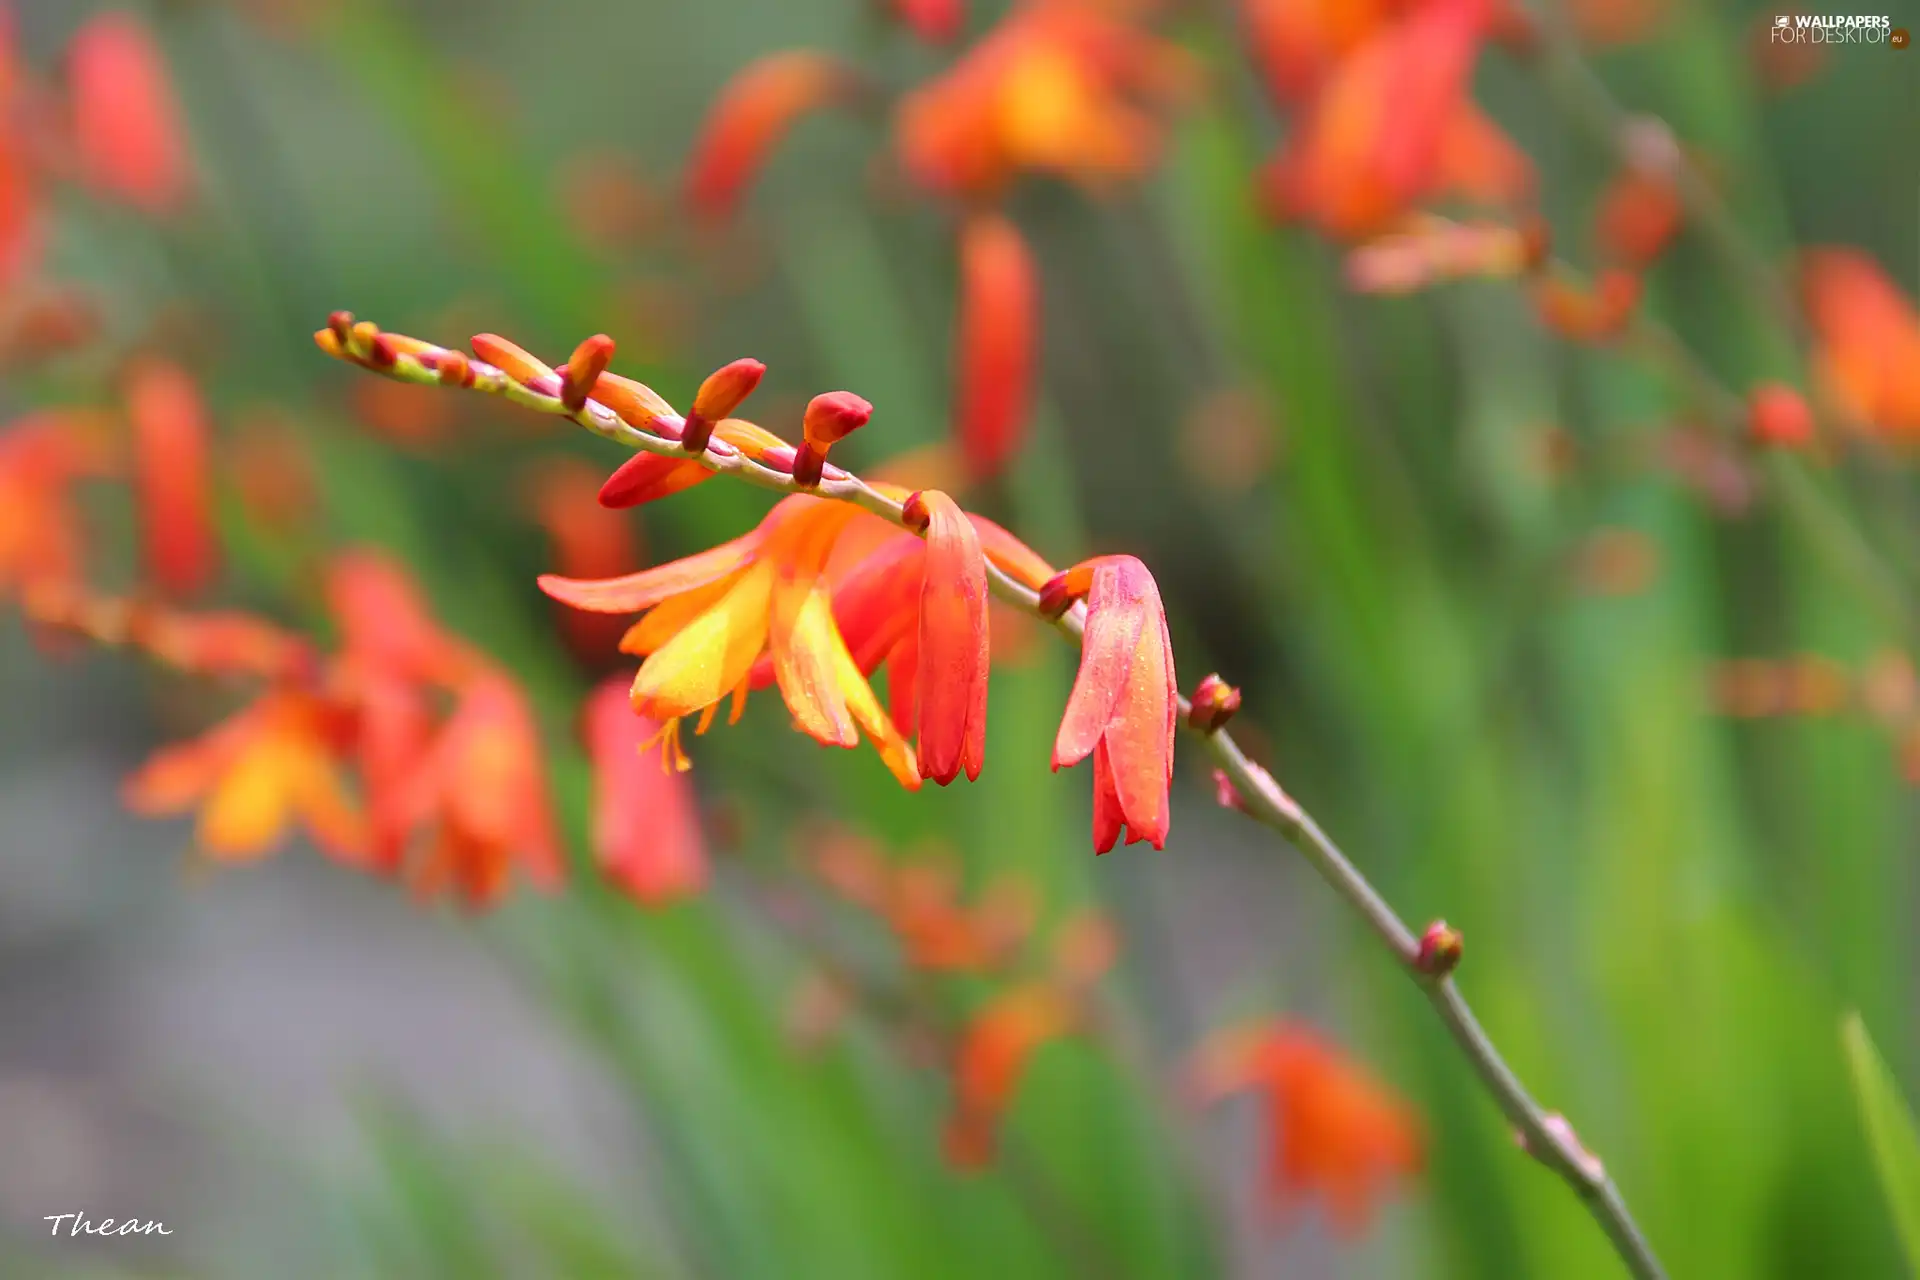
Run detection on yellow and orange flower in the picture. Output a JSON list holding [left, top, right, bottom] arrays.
[[1047, 554, 1176, 852], [1192, 1021, 1424, 1232], [543, 494, 923, 786], [1798, 247, 1920, 440], [584, 677, 707, 906], [124, 689, 365, 863], [895, 0, 1192, 198]]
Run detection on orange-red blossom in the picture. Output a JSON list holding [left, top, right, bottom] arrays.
[[1046, 554, 1177, 852], [1192, 1021, 1424, 1232]]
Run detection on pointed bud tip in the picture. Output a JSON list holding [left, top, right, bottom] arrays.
[[691, 357, 766, 423], [901, 490, 932, 532]]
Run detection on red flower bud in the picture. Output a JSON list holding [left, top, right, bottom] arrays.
[[1747, 381, 1817, 451], [684, 357, 766, 453], [1036, 562, 1093, 619], [560, 334, 615, 412], [1415, 920, 1463, 977], [793, 391, 872, 487], [1187, 674, 1242, 732]]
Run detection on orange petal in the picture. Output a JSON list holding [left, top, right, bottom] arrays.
[[598, 452, 714, 508], [540, 530, 760, 613], [586, 679, 707, 905], [631, 560, 775, 721], [1052, 557, 1148, 769], [69, 13, 191, 214], [126, 356, 217, 597]]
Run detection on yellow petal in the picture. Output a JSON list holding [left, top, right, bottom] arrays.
[[631, 560, 774, 721], [196, 743, 298, 860]]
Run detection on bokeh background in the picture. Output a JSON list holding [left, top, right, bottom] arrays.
[[1, 0, 1918, 1275]]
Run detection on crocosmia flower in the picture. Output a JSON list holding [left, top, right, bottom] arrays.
[[123, 690, 364, 863], [1049, 555, 1176, 852], [955, 212, 1037, 480], [1191, 1021, 1424, 1233], [685, 51, 855, 220], [1798, 246, 1920, 439], [904, 489, 989, 785]]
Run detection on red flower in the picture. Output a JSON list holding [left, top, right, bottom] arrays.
[[125, 357, 217, 597], [68, 13, 191, 214], [684, 52, 856, 220], [1049, 555, 1176, 852], [955, 213, 1038, 480], [904, 489, 990, 784], [0, 411, 113, 593], [1192, 1021, 1424, 1233], [584, 677, 707, 906], [944, 983, 1075, 1167]]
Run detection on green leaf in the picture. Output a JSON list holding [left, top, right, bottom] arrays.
[[1842, 1012, 1920, 1273]]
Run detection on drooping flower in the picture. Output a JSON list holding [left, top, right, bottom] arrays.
[[685, 52, 857, 220], [123, 689, 365, 863], [1048, 555, 1176, 852], [542, 495, 922, 787], [955, 212, 1038, 480], [67, 12, 191, 214], [902, 490, 990, 783], [1191, 1021, 1424, 1233], [584, 677, 707, 906], [125, 356, 217, 597], [1798, 247, 1920, 439], [395, 672, 566, 907], [944, 983, 1076, 1167]]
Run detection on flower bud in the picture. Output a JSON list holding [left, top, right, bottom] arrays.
[[1415, 920, 1463, 977], [560, 334, 615, 412], [900, 490, 933, 533], [1035, 562, 1093, 619], [793, 391, 871, 487], [435, 348, 473, 387], [1187, 674, 1242, 732], [471, 333, 557, 386], [328, 310, 354, 349], [684, 357, 766, 454]]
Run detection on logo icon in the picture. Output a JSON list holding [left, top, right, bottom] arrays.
[[1775, 13, 1791, 25]]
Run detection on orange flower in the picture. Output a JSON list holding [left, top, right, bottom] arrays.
[[67, 13, 191, 214], [685, 51, 856, 220], [124, 690, 365, 863], [896, 1, 1190, 197], [326, 550, 474, 688], [541, 495, 923, 787], [945, 983, 1075, 1167], [584, 677, 707, 906], [1191, 1022, 1423, 1233], [1241, 0, 1406, 106], [125, 356, 218, 597], [396, 672, 566, 907], [1798, 247, 1920, 439], [1049, 555, 1176, 852], [955, 212, 1038, 480], [1257, 0, 1530, 239], [904, 489, 990, 784], [0, 411, 113, 593], [529, 460, 643, 662]]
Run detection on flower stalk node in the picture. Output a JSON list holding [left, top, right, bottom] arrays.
[[1416, 919, 1464, 977]]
